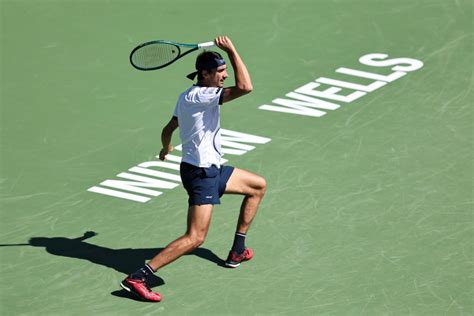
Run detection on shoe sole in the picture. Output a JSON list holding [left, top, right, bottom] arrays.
[[120, 281, 132, 293], [224, 261, 241, 268]]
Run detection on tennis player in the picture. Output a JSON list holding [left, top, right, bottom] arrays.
[[120, 36, 266, 302]]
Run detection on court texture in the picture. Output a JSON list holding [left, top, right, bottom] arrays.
[[1, 0, 472, 315]]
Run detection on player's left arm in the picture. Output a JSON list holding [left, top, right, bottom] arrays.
[[159, 117, 179, 161], [216, 36, 253, 103]]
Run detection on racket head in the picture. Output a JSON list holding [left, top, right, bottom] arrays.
[[130, 40, 191, 71]]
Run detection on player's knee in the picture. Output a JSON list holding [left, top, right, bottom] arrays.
[[189, 234, 206, 248], [254, 176, 267, 198]]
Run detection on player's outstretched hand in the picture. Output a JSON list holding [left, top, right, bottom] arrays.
[[215, 36, 236, 53]]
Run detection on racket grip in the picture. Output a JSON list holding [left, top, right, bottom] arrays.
[[198, 41, 215, 48]]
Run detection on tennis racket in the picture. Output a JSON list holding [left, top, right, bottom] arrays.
[[129, 40, 215, 71]]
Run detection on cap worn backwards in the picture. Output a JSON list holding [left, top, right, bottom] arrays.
[[186, 53, 226, 80]]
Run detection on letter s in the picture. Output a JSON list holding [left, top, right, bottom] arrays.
[[359, 53, 423, 72]]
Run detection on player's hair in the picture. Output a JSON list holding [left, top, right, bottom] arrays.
[[196, 51, 224, 81]]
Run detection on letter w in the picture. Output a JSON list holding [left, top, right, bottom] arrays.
[[259, 92, 340, 117], [220, 129, 271, 155]]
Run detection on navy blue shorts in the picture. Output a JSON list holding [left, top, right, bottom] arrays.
[[180, 162, 235, 206]]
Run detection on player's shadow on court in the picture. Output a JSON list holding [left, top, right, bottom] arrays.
[[0, 231, 225, 301]]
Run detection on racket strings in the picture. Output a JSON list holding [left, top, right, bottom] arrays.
[[131, 43, 180, 69]]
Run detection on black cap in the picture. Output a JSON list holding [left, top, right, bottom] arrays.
[[186, 53, 226, 80]]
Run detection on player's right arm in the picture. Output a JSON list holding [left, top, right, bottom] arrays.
[[216, 36, 253, 103], [159, 117, 179, 161]]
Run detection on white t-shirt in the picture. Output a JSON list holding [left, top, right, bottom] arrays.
[[173, 85, 224, 168]]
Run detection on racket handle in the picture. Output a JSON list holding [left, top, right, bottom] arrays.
[[198, 41, 215, 48]]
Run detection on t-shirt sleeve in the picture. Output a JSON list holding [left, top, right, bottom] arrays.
[[218, 88, 224, 105], [198, 87, 223, 106]]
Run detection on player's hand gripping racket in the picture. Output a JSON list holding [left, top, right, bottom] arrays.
[[129, 40, 215, 71]]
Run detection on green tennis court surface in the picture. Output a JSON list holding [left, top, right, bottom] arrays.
[[1, 0, 472, 314]]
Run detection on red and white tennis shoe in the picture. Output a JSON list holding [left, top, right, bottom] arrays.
[[120, 277, 162, 302], [225, 248, 254, 268]]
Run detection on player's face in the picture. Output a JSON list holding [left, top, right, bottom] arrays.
[[205, 65, 228, 87]]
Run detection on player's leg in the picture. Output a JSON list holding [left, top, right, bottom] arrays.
[[225, 168, 266, 233], [121, 204, 213, 301], [223, 168, 266, 267], [148, 204, 213, 270]]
